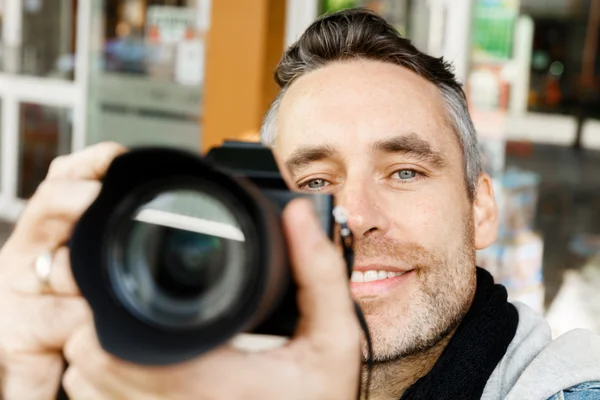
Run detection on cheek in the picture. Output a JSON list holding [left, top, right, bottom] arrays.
[[387, 190, 467, 250]]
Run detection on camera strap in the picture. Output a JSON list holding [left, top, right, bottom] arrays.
[[332, 206, 374, 400]]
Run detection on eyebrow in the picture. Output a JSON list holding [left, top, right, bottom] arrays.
[[285, 144, 337, 171], [284, 133, 448, 172], [371, 133, 448, 168]]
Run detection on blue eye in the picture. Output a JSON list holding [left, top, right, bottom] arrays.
[[308, 179, 326, 188], [302, 179, 330, 191], [395, 170, 417, 180]]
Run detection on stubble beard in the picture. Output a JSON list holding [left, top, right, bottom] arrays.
[[356, 218, 477, 364]]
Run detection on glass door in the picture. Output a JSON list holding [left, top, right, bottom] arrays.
[[0, 0, 90, 221]]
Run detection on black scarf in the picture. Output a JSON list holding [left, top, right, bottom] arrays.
[[400, 267, 519, 400]]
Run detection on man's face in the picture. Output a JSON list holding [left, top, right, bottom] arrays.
[[273, 60, 493, 361]]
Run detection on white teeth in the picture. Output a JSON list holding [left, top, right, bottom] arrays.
[[351, 270, 409, 283], [364, 270, 379, 282], [351, 271, 364, 283]]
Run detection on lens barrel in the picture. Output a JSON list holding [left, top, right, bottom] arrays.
[[69, 147, 291, 365]]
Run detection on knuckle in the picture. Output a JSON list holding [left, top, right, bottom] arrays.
[[94, 141, 128, 163], [30, 217, 63, 248], [31, 180, 98, 219], [1, 345, 19, 365], [62, 329, 79, 364], [97, 140, 126, 153], [31, 178, 53, 199], [61, 366, 79, 395], [51, 249, 81, 296], [29, 179, 62, 210], [63, 322, 89, 365], [64, 325, 100, 367], [47, 155, 70, 178], [13, 180, 100, 248]]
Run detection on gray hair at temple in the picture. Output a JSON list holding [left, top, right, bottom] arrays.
[[259, 8, 482, 200]]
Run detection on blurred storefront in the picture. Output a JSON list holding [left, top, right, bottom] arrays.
[[0, 0, 599, 334], [0, 0, 318, 219], [0, 0, 472, 220], [465, 0, 600, 325], [1, 1, 600, 324], [0, 0, 85, 219], [86, 0, 208, 151]]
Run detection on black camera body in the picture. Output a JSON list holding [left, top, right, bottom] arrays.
[[69, 141, 334, 366]]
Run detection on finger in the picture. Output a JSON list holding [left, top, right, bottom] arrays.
[[46, 141, 127, 181], [8, 246, 81, 296], [32, 296, 92, 350], [64, 324, 170, 392], [1, 298, 91, 399], [48, 247, 81, 296], [1, 352, 65, 400], [10, 180, 102, 252], [282, 199, 360, 346], [64, 324, 247, 394], [62, 367, 108, 400]]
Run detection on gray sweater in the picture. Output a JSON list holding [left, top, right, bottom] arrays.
[[482, 302, 600, 399]]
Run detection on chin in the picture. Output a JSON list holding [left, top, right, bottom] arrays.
[[358, 285, 463, 362], [357, 296, 416, 361]]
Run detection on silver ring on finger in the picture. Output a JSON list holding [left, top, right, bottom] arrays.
[[34, 250, 55, 294]]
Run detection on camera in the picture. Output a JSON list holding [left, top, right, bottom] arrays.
[[68, 141, 338, 366]]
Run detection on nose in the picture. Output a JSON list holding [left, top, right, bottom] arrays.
[[335, 177, 390, 239]]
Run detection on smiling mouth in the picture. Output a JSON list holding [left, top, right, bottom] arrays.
[[349, 267, 415, 297], [351, 269, 411, 283]]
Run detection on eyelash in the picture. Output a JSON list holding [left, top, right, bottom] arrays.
[[389, 168, 424, 183], [298, 169, 424, 192], [298, 178, 331, 192]]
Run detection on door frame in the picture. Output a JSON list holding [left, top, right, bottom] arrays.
[[0, 0, 91, 221], [0, 0, 321, 221]]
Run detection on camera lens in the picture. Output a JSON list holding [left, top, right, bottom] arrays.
[[157, 227, 227, 299], [69, 146, 319, 366], [108, 189, 250, 331]]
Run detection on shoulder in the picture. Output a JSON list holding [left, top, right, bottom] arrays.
[[547, 381, 600, 400], [501, 304, 600, 400]]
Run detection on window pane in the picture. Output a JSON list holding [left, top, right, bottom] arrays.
[[0, 98, 2, 191], [18, 103, 72, 199], [0, 0, 4, 38], [88, 0, 206, 150], [15, 1, 78, 79], [100, 0, 205, 85], [0, 0, 4, 69]]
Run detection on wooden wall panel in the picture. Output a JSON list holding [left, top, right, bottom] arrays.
[[201, 0, 287, 153]]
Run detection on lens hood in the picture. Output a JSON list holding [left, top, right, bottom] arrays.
[[69, 147, 290, 365]]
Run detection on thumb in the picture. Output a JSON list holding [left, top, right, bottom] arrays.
[[282, 199, 359, 346]]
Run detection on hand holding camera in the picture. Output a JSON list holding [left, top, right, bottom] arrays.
[[0, 142, 362, 400], [0, 142, 125, 400]]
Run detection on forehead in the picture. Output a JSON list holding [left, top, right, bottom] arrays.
[[275, 60, 460, 160]]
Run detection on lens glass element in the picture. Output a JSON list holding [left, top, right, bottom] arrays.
[[110, 189, 248, 330]]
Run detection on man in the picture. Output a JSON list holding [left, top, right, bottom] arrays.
[[0, 7, 599, 400], [259, 8, 600, 399]]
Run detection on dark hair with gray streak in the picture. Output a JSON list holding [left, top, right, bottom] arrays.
[[260, 7, 482, 200]]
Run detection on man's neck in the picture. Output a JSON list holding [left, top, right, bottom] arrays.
[[360, 330, 455, 400]]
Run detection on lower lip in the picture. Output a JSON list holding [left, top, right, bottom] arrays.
[[350, 270, 415, 297]]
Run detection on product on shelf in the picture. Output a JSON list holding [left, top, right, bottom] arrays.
[[500, 167, 541, 236]]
